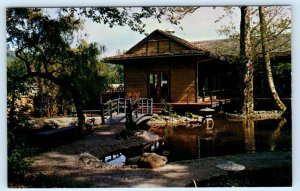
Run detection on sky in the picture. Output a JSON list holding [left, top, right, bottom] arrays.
[[71, 7, 241, 57]]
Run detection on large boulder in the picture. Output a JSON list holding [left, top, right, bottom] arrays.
[[78, 152, 105, 168], [137, 152, 168, 169]]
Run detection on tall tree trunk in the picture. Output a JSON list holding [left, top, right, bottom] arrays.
[[240, 6, 254, 116], [259, 6, 287, 113]]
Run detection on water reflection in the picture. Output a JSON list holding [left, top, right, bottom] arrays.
[[149, 117, 291, 162], [103, 117, 291, 165], [244, 119, 255, 153]]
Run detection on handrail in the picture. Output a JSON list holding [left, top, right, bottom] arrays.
[[198, 89, 234, 108], [100, 97, 153, 125]]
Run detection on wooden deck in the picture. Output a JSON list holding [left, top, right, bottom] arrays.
[[153, 98, 231, 109]]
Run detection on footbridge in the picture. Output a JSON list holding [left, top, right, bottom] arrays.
[[101, 98, 154, 125]]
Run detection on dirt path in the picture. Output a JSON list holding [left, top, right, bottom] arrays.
[[28, 124, 291, 187]]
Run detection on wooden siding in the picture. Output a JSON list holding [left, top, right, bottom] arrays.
[[131, 32, 188, 55], [170, 62, 196, 103], [170, 41, 186, 51], [159, 40, 170, 52], [124, 59, 197, 103], [124, 64, 147, 98], [134, 44, 147, 54], [147, 41, 158, 53]]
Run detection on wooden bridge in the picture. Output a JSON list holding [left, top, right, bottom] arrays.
[[101, 98, 154, 125]]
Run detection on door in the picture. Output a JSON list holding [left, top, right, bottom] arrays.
[[148, 71, 169, 102]]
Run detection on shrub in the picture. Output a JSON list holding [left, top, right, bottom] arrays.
[[161, 99, 173, 116], [8, 148, 33, 183]]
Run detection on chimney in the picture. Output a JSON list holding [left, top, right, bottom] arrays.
[[165, 29, 175, 34]]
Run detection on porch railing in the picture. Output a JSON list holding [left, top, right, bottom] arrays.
[[198, 89, 233, 107]]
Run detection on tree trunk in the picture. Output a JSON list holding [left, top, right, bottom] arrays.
[[240, 6, 254, 116], [259, 6, 287, 113], [70, 86, 85, 129]]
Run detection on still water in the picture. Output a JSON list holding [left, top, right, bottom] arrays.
[[104, 117, 291, 164]]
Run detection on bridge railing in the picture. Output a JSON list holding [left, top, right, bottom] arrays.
[[101, 97, 153, 124]]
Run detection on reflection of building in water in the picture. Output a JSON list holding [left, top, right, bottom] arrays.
[[243, 119, 256, 152], [167, 134, 199, 161]]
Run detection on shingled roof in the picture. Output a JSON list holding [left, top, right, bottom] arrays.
[[105, 29, 291, 62], [193, 33, 291, 59], [105, 29, 210, 61]]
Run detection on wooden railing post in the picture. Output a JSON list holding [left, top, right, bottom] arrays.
[[135, 98, 138, 118], [117, 97, 120, 114], [150, 98, 153, 114], [146, 99, 149, 113], [141, 99, 144, 114], [109, 101, 112, 118]]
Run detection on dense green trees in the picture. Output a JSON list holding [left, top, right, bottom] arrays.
[[7, 7, 186, 128]]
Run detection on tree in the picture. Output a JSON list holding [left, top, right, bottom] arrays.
[[259, 6, 287, 112], [7, 7, 188, 129], [216, 6, 290, 114], [7, 8, 107, 128], [240, 6, 254, 116]]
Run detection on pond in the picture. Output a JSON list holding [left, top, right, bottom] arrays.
[[104, 116, 291, 165]]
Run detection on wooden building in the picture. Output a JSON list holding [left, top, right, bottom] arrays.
[[105, 29, 237, 105], [105, 29, 291, 105]]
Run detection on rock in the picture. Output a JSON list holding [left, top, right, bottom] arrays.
[[29, 120, 59, 129], [216, 161, 246, 171], [78, 152, 105, 168], [134, 131, 160, 142], [152, 114, 159, 119], [137, 152, 168, 168]]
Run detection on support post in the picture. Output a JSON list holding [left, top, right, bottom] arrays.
[[150, 98, 153, 114], [146, 99, 149, 113]]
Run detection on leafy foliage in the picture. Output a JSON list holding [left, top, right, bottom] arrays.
[[161, 99, 173, 116], [59, 7, 196, 34]]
